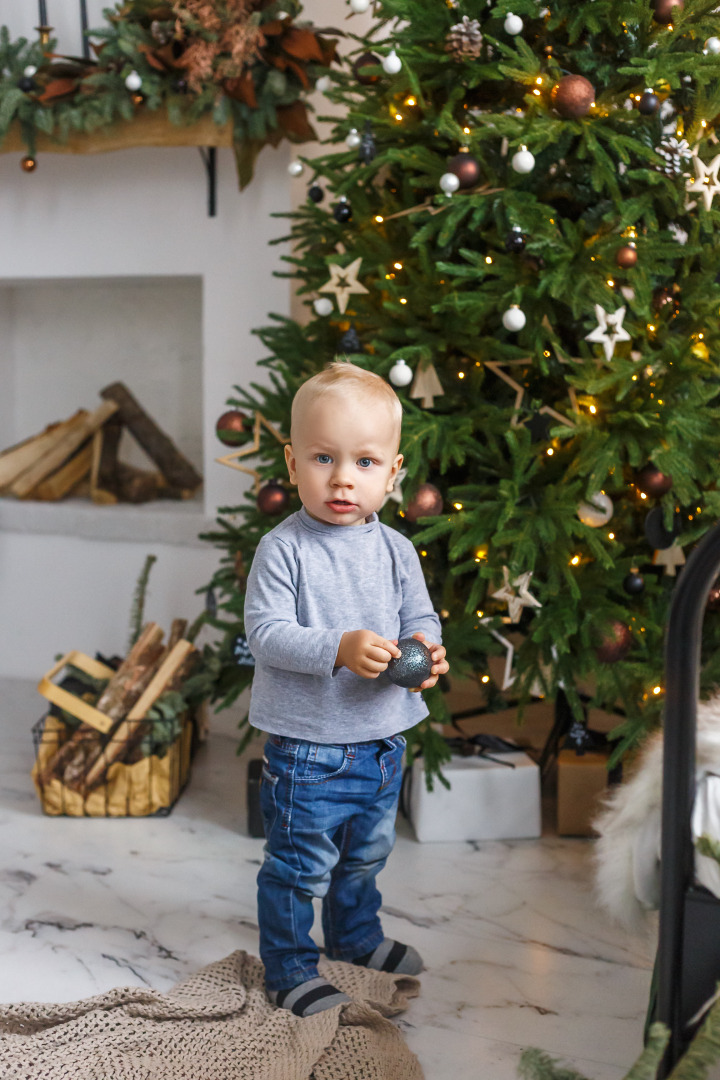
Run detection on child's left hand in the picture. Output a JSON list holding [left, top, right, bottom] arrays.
[[392, 632, 449, 692]]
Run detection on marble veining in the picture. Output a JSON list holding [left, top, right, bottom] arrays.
[[0, 678, 653, 1080]]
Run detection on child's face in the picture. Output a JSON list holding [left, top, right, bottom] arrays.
[[284, 393, 403, 527]]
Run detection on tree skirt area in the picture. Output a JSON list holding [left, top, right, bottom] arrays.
[[0, 951, 422, 1080]]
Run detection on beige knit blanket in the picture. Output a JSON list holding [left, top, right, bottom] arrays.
[[0, 950, 423, 1080]]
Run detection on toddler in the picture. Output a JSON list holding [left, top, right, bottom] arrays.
[[244, 360, 448, 1016]]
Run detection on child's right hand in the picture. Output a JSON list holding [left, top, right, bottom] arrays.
[[336, 630, 402, 679]]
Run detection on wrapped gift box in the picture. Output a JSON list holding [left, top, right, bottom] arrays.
[[407, 751, 541, 843], [556, 749, 610, 836]]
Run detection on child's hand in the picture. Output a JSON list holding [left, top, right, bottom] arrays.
[[401, 632, 449, 693], [336, 630, 403, 679]]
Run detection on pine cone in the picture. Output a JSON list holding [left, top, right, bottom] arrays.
[[656, 136, 692, 177], [445, 16, 483, 60]]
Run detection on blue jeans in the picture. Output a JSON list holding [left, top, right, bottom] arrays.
[[257, 733, 405, 992]]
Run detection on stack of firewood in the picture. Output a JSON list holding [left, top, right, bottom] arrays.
[[37, 619, 197, 795], [0, 382, 202, 504]]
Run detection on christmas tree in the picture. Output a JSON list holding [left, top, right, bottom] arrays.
[[196, 0, 720, 774]]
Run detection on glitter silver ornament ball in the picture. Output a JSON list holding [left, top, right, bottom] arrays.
[[386, 637, 433, 688]]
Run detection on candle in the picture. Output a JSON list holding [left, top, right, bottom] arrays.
[[39, 1, 48, 25], [80, 0, 89, 58]]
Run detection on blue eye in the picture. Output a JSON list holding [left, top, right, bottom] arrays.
[[316, 454, 331, 464], [358, 458, 373, 468]]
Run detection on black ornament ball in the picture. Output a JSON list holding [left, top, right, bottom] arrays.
[[551, 74, 595, 119], [387, 637, 434, 688], [332, 200, 353, 223], [447, 152, 481, 189], [216, 409, 252, 446], [404, 482, 443, 522], [636, 463, 673, 497], [652, 0, 683, 24], [308, 183, 324, 203], [644, 505, 680, 550], [505, 226, 526, 253], [596, 620, 633, 663], [616, 244, 638, 268], [232, 633, 255, 666], [17, 76, 36, 92], [352, 52, 381, 85], [340, 325, 362, 352], [257, 479, 289, 516], [359, 124, 377, 165], [623, 571, 646, 596], [638, 91, 660, 115]]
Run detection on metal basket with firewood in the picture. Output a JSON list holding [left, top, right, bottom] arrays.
[[32, 619, 200, 817]]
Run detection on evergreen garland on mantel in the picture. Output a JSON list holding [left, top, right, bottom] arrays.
[[0, 0, 338, 187]]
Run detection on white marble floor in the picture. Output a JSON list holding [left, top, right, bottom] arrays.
[[0, 678, 654, 1080]]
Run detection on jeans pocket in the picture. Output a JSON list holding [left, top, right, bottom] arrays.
[[295, 742, 352, 784]]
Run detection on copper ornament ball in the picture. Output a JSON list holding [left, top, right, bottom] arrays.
[[20, 156, 36, 172], [635, 463, 673, 497], [257, 480, 289, 516], [596, 620, 633, 663], [404, 483, 443, 523], [352, 52, 381, 85], [447, 152, 481, 189], [216, 409, 252, 446], [652, 0, 683, 24], [551, 75, 595, 119], [616, 244, 638, 269]]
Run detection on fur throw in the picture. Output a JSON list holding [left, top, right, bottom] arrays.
[[593, 697, 720, 930]]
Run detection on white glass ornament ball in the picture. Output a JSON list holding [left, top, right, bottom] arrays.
[[577, 492, 614, 527], [23, 65, 37, 78], [288, 160, 304, 177], [504, 12, 524, 34], [124, 70, 143, 92], [440, 172, 461, 194], [350, 0, 371, 10], [345, 128, 362, 149], [313, 297, 334, 317], [706, 37, 720, 54], [389, 358, 413, 387], [382, 50, 402, 75], [315, 75, 332, 93], [502, 305, 526, 332], [511, 147, 535, 173]]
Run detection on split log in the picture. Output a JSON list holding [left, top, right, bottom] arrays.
[[37, 622, 164, 788], [11, 400, 119, 498], [0, 411, 88, 491], [100, 382, 202, 493], [82, 639, 195, 790], [30, 440, 94, 500]]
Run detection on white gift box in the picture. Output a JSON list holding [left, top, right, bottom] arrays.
[[407, 751, 541, 843]]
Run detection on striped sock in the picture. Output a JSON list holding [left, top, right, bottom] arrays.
[[268, 976, 351, 1017], [352, 939, 423, 975]]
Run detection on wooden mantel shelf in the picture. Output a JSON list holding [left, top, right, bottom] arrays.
[[0, 111, 234, 156]]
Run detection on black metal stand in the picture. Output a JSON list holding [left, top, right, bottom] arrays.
[[657, 521, 720, 1075], [199, 147, 217, 217]]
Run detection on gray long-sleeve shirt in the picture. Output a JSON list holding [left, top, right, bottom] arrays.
[[244, 505, 442, 743]]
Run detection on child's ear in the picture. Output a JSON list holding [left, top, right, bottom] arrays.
[[284, 443, 298, 485], [386, 453, 403, 491]]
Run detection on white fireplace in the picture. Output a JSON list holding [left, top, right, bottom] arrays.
[[0, 140, 290, 677]]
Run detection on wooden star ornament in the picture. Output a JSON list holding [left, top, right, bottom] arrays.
[[653, 543, 686, 577], [318, 256, 369, 315], [686, 150, 720, 212], [584, 304, 631, 363], [492, 567, 542, 623], [215, 411, 289, 494]]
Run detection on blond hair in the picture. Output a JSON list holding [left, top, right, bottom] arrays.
[[291, 360, 403, 448]]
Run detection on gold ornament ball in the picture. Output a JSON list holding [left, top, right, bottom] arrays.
[[616, 244, 638, 269], [404, 482, 443, 523], [20, 156, 36, 173], [551, 75, 595, 119], [691, 340, 710, 361], [652, 0, 683, 24]]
